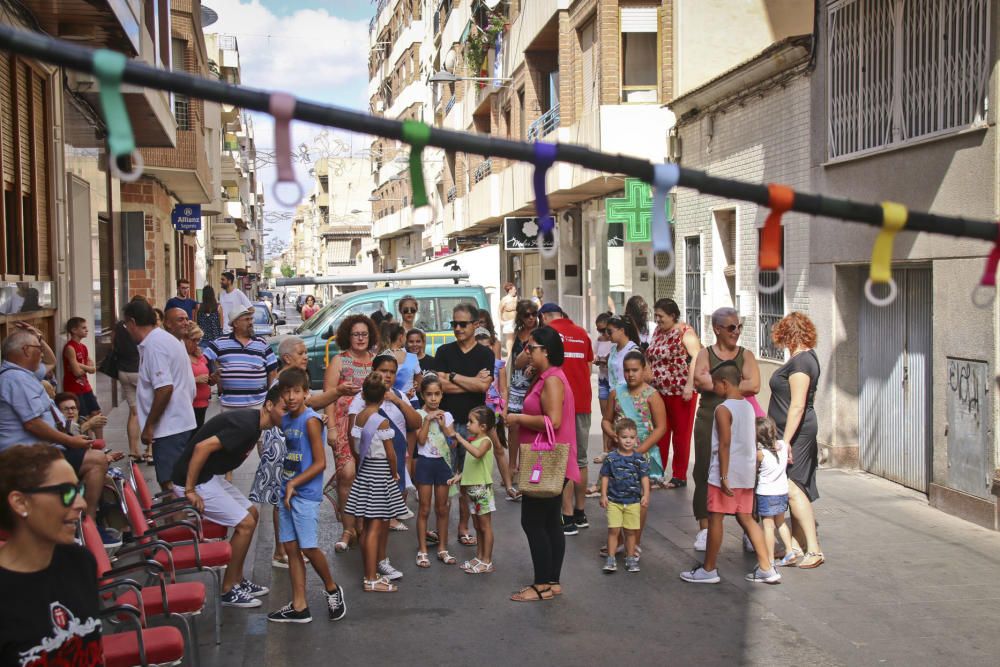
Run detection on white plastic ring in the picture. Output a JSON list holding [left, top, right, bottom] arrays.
[[971, 284, 996, 309], [651, 249, 675, 277], [864, 278, 898, 307], [538, 224, 559, 259], [110, 150, 144, 183], [272, 180, 305, 207], [757, 266, 785, 295]]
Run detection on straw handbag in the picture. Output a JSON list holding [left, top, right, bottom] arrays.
[[517, 416, 569, 498]]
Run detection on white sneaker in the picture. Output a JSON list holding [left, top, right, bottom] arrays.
[[680, 566, 721, 584], [378, 559, 403, 580], [745, 565, 782, 584], [693, 529, 708, 552], [399, 508, 415, 521], [743, 534, 756, 553]]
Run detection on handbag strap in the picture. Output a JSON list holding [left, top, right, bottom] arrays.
[[532, 415, 557, 452]]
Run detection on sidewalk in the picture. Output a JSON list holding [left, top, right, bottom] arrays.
[[96, 384, 1000, 666]]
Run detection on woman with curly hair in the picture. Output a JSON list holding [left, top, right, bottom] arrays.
[[625, 295, 653, 348], [767, 311, 824, 569], [323, 314, 380, 552]]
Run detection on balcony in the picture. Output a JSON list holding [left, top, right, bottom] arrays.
[[212, 221, 242, 251], [527, 103, 561, 142], [23, 0, 141, 55], [503, 0, 565, 77], [472, 158, 493, 185], [373, 206, 427, 239], [225, 201, 246, 226], [556, 105, 673, 163]]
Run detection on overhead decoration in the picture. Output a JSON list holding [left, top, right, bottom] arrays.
[[401, 120, 431, 208], [758, 184, 794, 295], [650, 163, 679, 276], [865, 202, 908, 307], [93, 49, 143, 182], [268, 92, 303, 206]]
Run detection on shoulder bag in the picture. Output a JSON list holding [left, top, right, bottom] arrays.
[[517, 415, 569, 498]]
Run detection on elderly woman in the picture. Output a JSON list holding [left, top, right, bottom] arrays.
[[504, 326, 579, 602], [0, 444, 103, 662], [646, 298, 701, 489], [397, 295, 420, 332], [689, 307, 761, 552], [324, 316, 378, 552], [767, 312, 824, 569]]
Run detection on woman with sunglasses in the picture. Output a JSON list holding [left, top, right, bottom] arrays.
[[397, 295, 420, 332], [689, 307, 761, 552], [0, 444, 103, 664], [505, 300, 539, 482], [606, 316, 641, 391], [324, 315, 379, 552]]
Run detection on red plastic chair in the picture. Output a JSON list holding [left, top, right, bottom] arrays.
[[129, 463, 228, 542], [100, 605, 185, 667], [81, 516, 205, 666], [116, 483, 231, 644]]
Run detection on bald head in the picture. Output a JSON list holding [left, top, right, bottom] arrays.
[[164, 307, 190, 339]]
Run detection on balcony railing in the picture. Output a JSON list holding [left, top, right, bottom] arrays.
[[472, 158, 492, 185], [527, 103, 561, 142], [447, 185, 458, 202]]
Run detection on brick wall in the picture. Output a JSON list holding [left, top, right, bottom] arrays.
[[671, 73, 812, 358], [121, 180, 175, 306]]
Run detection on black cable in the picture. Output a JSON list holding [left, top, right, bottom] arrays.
[[0, 23, 996, 243]]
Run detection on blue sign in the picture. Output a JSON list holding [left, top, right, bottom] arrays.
[[172, 204, 202, 231]]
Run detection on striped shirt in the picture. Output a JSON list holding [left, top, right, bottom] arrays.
[[204, 333, 278, 407]]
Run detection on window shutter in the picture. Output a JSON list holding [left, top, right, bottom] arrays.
[[0, 53, 12, 184], [620, 6, 658, 33], [581, 20, 596, 112]]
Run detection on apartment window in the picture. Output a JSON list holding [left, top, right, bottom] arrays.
[[684, 236, 702, 338], [757, 230, 784, 361], [172, 38, 190, 130], [828, 0, 990, 160], [580, 19, 598, 113], [620, 6, 659, 103]]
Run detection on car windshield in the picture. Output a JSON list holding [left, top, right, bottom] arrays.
[[252, 307, 271, 325], [297, 300, 342, 334]]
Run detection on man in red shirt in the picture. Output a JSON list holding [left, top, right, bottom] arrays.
[[539, 302, 594, 535]]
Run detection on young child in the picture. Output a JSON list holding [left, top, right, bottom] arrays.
[[455, 406, 496, 574], [412, 375, 459, 568], [62, 317, 102, 440], [592, 312, 614, 470], [54, 392, 107, 440], [475, 328, 517, 501], [345, 372, 408, 592], [755, 417, 796, 568], [680, 363, 780, 585], [267, 368, 346, 623], [600, 418, 650, 573]]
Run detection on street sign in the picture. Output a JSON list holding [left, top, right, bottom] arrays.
[[503, 217, 555, 251], [172, 204, 202, 231]]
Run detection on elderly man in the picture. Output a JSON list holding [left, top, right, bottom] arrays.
[[126, 298, 197, 490], [205, 306, 278, 412], [538, 302, 595, 535], [0, 328, 107, 519], [163, 306, 191, 339]]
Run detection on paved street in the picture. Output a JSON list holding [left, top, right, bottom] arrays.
[[93, 371, 1000, 667]]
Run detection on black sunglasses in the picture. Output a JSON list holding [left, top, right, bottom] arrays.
[[451, 320, 474, 329], [720, 323, 744, 333], [22, 481, 86, 507], [400, 308, 417, 315]]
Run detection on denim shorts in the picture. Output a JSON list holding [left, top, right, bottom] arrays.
[[598, 378, 610, 401], [756, 493, 789, 517], [277, 495, 321, 549], [414, 455, 452, 486]]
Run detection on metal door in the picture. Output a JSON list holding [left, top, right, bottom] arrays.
[[859, 268, 932, 492]]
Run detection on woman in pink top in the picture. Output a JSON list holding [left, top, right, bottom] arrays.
[[185, 325, 212, 429], [505, 326, 578, 602]]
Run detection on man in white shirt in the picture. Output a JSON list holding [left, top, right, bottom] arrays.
[[219, 271, 252, 335], [124, 297, 197, 490]]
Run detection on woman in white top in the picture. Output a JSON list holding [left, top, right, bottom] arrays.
[[605, 315, 640, 390]]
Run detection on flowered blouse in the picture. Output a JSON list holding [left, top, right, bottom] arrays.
[[647, 324, 694, 396]]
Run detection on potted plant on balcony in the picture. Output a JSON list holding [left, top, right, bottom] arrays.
[[464, 12, 506, 88]]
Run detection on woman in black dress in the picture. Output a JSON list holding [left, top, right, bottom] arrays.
[[767, 312, 824, 569]]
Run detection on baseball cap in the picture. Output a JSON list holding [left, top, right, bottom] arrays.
[[538, 302, 563, 316], [229, 305, 254, 325]]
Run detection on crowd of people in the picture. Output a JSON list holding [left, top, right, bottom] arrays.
[[0, 275, 825, 660]]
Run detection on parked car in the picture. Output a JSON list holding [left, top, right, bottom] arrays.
[[271, 285, 489, 388], [252, 301, 285, 338]]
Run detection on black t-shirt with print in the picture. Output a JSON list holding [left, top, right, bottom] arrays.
[[433, 341, 495, 423], [0, 544, 104, 666], [171, 409, 263, 486]]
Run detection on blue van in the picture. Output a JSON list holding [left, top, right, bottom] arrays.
[[272, 285, 489, 388]]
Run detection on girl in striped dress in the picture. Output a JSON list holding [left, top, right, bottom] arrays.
[[345, 372, 408, 593]]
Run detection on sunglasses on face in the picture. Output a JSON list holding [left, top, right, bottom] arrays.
[[22, 480, 86, 507], [400, 308, 417, 315], [720, 323, 744, 333], [451, 320, 474, 329], [526, 343, 545, 351]]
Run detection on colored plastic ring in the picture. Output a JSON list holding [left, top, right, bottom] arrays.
[[757, 265, 784, 295], [971, 284, 996, 309], [272, 180, 304, 207], [537, 224, 558, 259], [651, 249, 675, 277], [864, 278, 898, 307], [109, 149, 144, 183]]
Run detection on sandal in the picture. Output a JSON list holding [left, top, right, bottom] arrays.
[[458, 533, 477, 546], [416, 551, 430, 568], [585, 484, 601, 498], [363, 576, 398, 593], [334, 529, 356, 553], [143, 453, 155, 466], [389, 521, 409, 532], [776, 548, 803, 567], [465, 560, 494, 574], [798, 552, 825, 569], [460, 558, 481, 572], [437, 551, 456, 565], [510, 584, 553, 602], [425, 530, 440, 545], [665, 478, 687, 489], [548, 583, 562, 596]]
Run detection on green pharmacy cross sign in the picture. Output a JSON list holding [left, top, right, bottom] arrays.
[[605, 178, 670, 243]]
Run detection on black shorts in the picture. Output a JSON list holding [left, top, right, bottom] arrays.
[[62, 447, 86, 475], [77, 391, 101, 416]]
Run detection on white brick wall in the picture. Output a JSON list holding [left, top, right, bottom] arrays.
[[669, 74, 812, 359]]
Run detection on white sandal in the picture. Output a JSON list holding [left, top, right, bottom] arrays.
[[416, 551, 430, 568], [437, 550, 456, 565], [465, 560, 495, 574], [363, 576, 398, 592]]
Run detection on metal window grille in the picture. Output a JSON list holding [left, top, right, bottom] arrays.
[[472, 157, 492, 184], [758, 272, 784, 361], [527, 103, 560, 142], [446, 185, 457, 202], [175, 93, 191, 130], [828, 0, 990, 160], [684, 236, 702, 338]]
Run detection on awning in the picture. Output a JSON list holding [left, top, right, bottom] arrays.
[[327, 239, 354, 265]]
